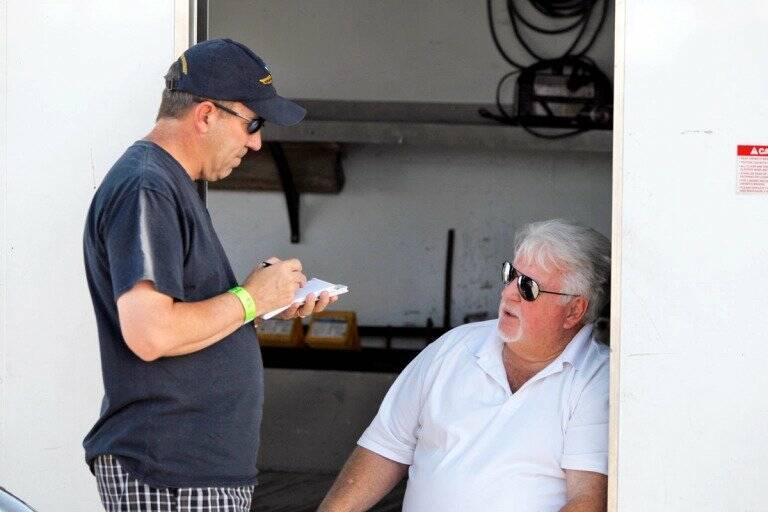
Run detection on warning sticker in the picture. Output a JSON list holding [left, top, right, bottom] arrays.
[[737, 145, 768, 193]]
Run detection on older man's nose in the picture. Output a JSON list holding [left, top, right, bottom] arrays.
[[502, 281, 521, 301]]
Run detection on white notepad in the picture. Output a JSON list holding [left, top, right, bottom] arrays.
[[262, 278, 349, 319]]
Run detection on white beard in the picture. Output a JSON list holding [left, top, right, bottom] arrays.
[[497, 318, 523, 344]]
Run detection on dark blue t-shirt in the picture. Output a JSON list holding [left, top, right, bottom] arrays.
[[82, 140, 263, 488]]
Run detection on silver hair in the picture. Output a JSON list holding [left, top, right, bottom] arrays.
[[513, 219, 611, 325]]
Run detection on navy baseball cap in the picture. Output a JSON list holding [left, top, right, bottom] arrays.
[[165, 38, 306, 126]]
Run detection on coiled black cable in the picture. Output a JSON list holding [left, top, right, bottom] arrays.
[[484, 0, 610, 138], [479, 59, 595, 139]]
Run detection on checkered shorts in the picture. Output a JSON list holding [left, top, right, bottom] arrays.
[[94, 455, 254, 512]]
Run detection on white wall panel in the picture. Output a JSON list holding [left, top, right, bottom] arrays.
[[0, 0, 8, 493], [614, 1, 768, 510], [0, 2, 179, 509]]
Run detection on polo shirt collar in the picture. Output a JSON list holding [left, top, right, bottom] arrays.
[[554, 322, 595, 371], [519, 323, 593, 388], [471, 322, 595, 388], [470, 324, 504, 361], [469, 324, 507, 391]]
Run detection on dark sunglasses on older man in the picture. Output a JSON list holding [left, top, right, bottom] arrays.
[[194, 98, 266, 134], [501, 261, 579, 302]]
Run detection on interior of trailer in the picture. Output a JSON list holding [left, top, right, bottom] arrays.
[[204, 1, 614, 509]]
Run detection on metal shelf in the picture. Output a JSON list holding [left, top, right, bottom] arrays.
[[262, 99, 612, 152]]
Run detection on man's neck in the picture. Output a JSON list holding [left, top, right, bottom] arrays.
[[501, 329, 579, 393], [145, 121, 202, 181], [502, 326, 581, 371]]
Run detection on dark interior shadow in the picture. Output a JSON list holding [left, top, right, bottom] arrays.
[[250, 471, 406, 512]]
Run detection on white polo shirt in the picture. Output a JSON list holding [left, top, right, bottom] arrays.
[[358, 320, 609, 512]]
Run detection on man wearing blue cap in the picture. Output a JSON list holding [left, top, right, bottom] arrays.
[[82, 39, 333, 512]]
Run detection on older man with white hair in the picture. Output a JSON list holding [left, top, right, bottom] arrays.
[[319, 219, 611, 512]]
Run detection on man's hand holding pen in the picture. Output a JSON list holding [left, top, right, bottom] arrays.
[[243, 257, 337, 321]]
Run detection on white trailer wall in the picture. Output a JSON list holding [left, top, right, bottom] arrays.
[[0, 2, 182, 509], [612, 1, 768, 510], [3, 1, 765, 510]]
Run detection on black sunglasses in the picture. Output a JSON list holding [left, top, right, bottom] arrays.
[[195, 98, 266, 134], [501, 261, 579, 302]]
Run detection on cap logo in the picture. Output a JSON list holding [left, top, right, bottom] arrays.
[[180, 53, 188, 75], [259, 74, 273, 85]]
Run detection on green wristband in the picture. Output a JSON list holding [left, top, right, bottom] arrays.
[[228, 286, 257, 324]]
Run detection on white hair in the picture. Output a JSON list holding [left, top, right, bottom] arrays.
[[514, 219, 611, 324]]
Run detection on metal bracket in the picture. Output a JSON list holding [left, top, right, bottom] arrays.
[[267, 142, 300, 243]]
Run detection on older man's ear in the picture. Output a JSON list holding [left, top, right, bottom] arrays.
[[563, 296, 589, 330]]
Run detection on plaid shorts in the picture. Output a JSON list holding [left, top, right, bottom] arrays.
[[94, 455, 254, 512]]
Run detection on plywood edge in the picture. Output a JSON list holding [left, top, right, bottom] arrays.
[[174, 0, 192, 58], [608, 0, 626, 510]]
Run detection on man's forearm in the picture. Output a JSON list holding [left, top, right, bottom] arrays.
[[561, 469, 607, 512], [118, 281, 248, 360], [318, 447, 408, 512], [159, 291, 248, 357], [560, 495, 607, 512]]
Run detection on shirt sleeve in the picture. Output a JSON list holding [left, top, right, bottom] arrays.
[[561, 358, 610, 475], [103, 188, 186, 301], [357, 341, 441, 465]]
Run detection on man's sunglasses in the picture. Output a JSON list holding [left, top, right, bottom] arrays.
[[195, 98, 266, 134], [501, 261, 579, 302]]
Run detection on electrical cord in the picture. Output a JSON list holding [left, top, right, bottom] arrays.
[[566, 0, 609, 57], [480, 55, 610, 138], [484, 0, 610, 139], [507, 0, 592, 60], [486, 0, 608, 63], [530, 0, 595, 18], [489, 0, 607, 62], [478, 67, 589, 140], [487, 0, 527, 68]]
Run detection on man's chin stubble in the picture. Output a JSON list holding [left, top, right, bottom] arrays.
[[496, 325, 522, 344]]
